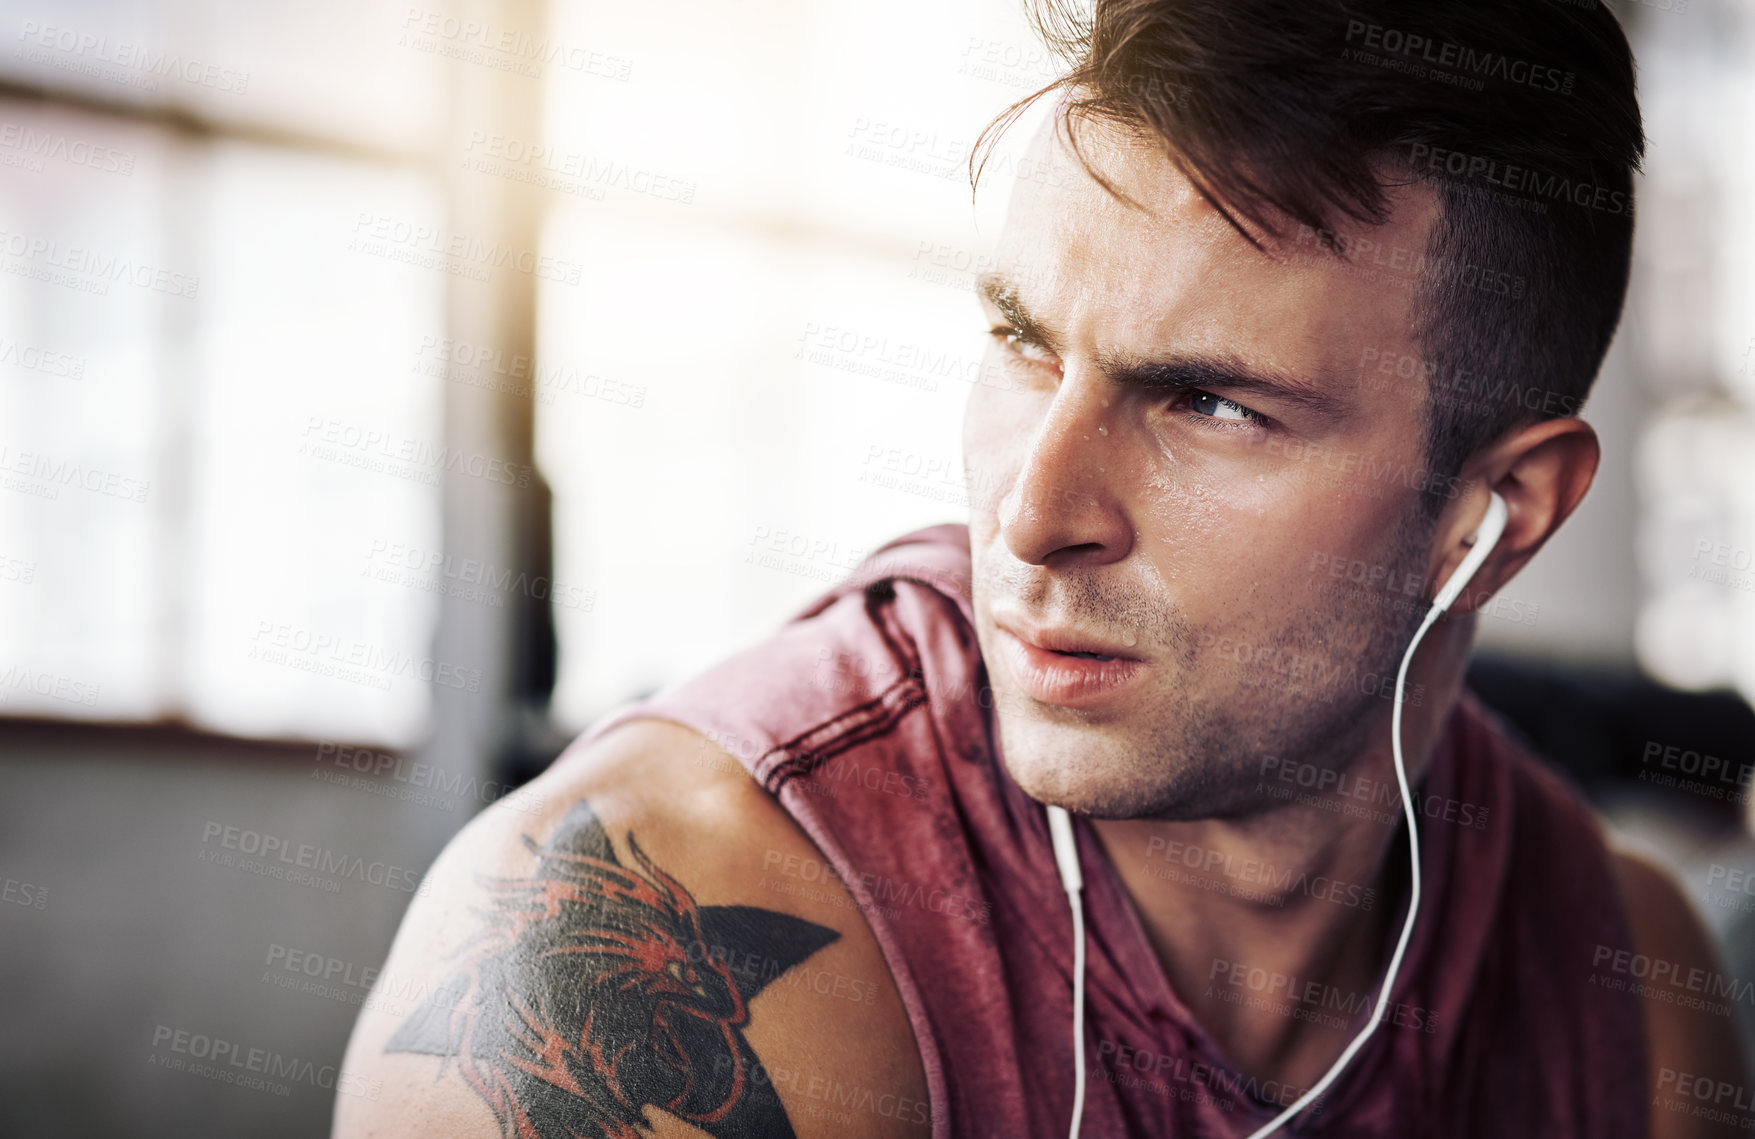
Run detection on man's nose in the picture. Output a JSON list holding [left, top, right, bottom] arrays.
[[996, 374, 1134, 568]]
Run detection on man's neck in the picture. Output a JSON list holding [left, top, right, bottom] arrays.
[[1085, 654, 1467, 1100], [1089, 791, 1407, 1096]]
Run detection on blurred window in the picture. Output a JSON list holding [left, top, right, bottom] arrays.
[[1629, 3, 1755, 703], [534, 0, 1047, 727], [0, 0, 451, 745]]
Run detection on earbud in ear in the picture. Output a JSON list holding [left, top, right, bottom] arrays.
[[1431, 491, 1508, 614]]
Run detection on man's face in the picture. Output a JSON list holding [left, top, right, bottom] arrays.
[[965, 116, 1447, 820]]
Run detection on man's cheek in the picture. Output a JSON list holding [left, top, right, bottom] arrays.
[[960, 403, 1023, 517]]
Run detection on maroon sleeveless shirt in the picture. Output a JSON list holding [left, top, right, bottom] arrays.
[[572, 524, 1649, 1138]]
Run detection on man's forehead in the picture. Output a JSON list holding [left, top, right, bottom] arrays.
[[1007, 107, 1439, 255], [1004, 112, 1236, 261], [990, 113, 1438, 371]]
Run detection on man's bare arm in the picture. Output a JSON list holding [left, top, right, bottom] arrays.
[[1613, 847, 1753, 1139], [333, 719, 933, 1139]]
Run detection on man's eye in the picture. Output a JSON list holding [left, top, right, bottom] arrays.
[[988, 326, 1054, 365], [1188, 390, 1262, 424]]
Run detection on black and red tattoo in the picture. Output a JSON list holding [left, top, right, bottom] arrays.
[[386, 802, 840, 1138]]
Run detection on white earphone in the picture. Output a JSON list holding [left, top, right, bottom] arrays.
[[1049, 491, 1509, 1138]]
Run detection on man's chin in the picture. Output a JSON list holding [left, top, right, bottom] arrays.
[[996, 745, 1168, 820], [991, 718, 1259, 821], [992, 712, 1137, 812]]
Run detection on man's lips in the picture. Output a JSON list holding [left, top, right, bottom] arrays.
[[992, 619, 1148, 708], [992, 615, 1144, 662]]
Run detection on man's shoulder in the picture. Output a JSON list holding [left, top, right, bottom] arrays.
[[598, 523, 981, 796], [1608, 845, 1753, 1137], [332, 718, 935, 1139], [1470, 695, 1660, 947], [1465, 695, 1751, 1135]]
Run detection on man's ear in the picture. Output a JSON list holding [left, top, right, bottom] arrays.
[[1429, 416, 1600, 617]]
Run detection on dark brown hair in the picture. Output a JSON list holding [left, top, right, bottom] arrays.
[[970, 0, 1645, 488]]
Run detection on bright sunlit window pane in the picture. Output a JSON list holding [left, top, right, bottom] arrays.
[[183, 141, 445, 746], [536, 207, 976, 726], [535, 0, 1045, 729], [0, 103, 173, 720], [0, 95, 446, 744]]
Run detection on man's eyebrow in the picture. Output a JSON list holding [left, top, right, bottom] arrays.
[[1093, 351, 1350, 423], [976, 271, 1064, 355], [978, 270, 1350, 422]]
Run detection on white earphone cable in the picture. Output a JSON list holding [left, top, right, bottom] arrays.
[[1239, 493, 1504, 1137], [1067, 878, 1088, 1134], [1237, 599, 1438, 1138], [1050, 493, 1507, 1139], [1047, 803, 1087, 1138]]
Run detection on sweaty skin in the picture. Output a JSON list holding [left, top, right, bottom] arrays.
[[968, 113, 1460, 1095], [967, 115, 1456, 824], [963, 109, 1602, 1102]]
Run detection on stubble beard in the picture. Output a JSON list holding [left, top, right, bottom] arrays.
[[977, 505, 1437, 821]]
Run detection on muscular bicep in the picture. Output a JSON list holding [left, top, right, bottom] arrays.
[[333, 721, 933, 1139]]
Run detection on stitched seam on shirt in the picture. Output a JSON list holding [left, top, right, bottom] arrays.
[[757, 577, 932, 793], [751, 677, 907, 781], [760, 674, 928, 794]]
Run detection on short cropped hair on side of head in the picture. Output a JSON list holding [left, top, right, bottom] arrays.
[[970, 0, 1646, 496]]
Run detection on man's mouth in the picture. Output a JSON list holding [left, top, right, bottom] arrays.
[[992, 613, 1143, 663], [991, 619, 1149, 709]]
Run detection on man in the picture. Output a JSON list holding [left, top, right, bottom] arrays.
[[335, 0, 1749, 1136]]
